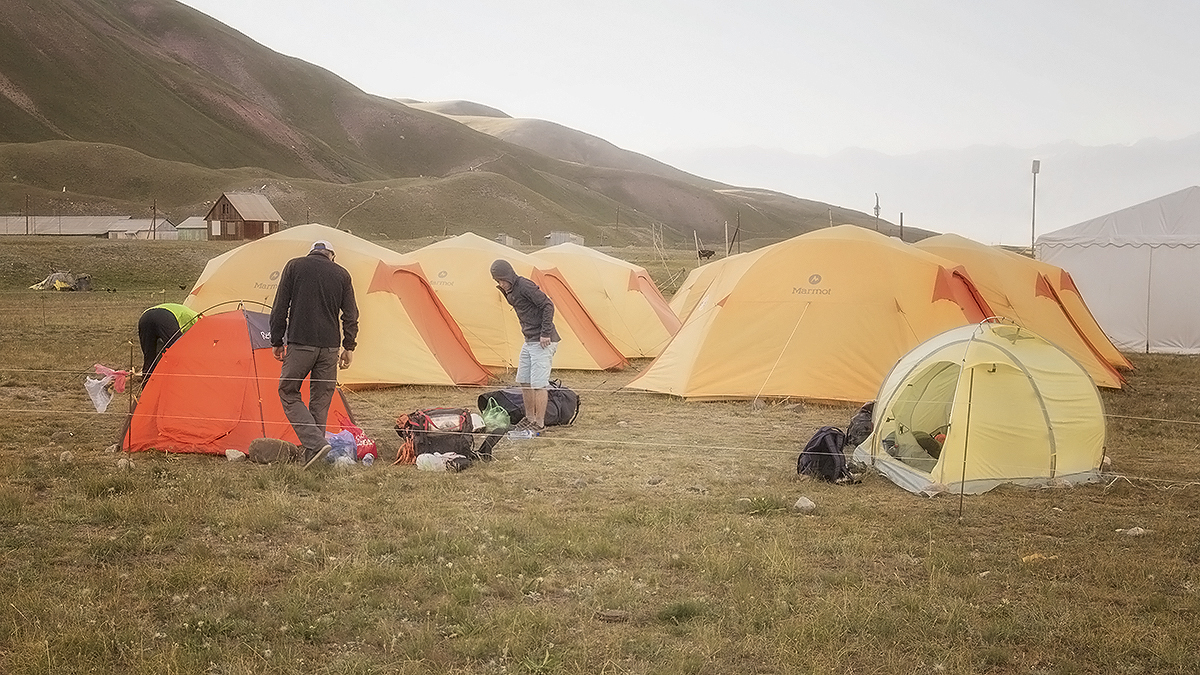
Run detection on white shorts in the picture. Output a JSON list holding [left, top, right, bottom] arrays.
[[516, 341, 558, 388]]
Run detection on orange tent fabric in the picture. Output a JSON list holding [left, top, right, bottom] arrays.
[[533, 242, 681, 358], [627, 226, 994, 402], [915, 233, 1126, 388], [123, 309, 353, 455], [398, 233, 628, 371], [185, 224, 489, 387]]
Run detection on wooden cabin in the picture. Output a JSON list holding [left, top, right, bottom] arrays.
[[204, 193, 285, 241]]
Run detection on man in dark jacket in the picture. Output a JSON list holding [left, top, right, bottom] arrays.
[[490, 259, 560, 433], [270, 240, 359, 468]]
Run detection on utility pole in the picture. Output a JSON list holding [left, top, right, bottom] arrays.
[[873, 193, 881, 231], [25, 194, 29, 235], [899, 212, 904, 240], [152, 200, 157, 240], [1030, 160, 1041, 258]]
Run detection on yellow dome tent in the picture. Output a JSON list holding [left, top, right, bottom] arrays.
[[626, 226, 994, 402], [668, 249, 768, 324], [398, 233, 627, 371], [915, 233, 1126, 388], [853, 321, 1106, 495], [185, 224, 489, 387], [532, 242, 681, 358]]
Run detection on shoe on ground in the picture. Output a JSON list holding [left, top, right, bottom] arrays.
[[303, 444, 331, 469], [513, 418, 535, 432]]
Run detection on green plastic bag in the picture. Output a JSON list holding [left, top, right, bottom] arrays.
[[481, 397, 511, 431]]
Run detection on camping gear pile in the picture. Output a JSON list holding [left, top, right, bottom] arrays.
[[31, 271, 91, 291]]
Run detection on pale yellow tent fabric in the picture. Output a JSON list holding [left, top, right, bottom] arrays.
[[532, 242, 681, 358], [626, 226, 993, 402], [397, 233, 627, 371], [185, 224, 490, 387], [853, 321, 1106, 495], [915, 233, 1125, 388]]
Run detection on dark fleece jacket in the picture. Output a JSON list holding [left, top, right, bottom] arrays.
[[270, 251, 359, 350], [490, 259, 560, 342]]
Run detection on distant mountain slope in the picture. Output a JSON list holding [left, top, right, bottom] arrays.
[[413, 102, 724, 189], [0, 0, 889, 244]]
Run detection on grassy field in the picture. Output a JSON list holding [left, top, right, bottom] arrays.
[[1, 238, 1199, 674]]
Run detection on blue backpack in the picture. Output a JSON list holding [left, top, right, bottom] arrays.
[[796, 426, 849, 482]]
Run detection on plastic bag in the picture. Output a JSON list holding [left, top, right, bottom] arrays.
[[336, 412, 377, 460], [325, 430, 357, 463], [481, 397, 510, 431], [85, 376, 114, 413]]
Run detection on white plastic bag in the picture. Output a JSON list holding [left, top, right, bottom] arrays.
[[85, 376, 114, 413]]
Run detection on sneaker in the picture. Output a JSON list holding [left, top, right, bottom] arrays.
[[303, 444, 331, 469], [512, 418, 535, 432]]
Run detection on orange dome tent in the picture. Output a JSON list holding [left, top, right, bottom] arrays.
[[122, 309, 354, 455]]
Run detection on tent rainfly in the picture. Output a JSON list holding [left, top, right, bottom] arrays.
[[123, 309, 355, 455], [853, 321, 1106, 495], [532, 242, 681, 358], [915, 233, 1126, 388], [626, 225, 994, 402], [185, 224, 489, 387], [1035, 186, 1200, 354], [398, 233, 628, 371]]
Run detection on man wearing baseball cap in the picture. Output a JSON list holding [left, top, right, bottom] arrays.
[[270, 239, 359, 468]]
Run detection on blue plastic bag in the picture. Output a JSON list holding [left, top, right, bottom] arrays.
[[325, 430, 357, 463]]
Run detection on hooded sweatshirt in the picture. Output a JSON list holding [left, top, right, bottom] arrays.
[[490, 259, 560, 343]]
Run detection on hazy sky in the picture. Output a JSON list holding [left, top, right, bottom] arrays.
[[177, 1, 1200, 241]]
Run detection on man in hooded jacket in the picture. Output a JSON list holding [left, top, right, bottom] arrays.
[[490, 259, 560, 432]]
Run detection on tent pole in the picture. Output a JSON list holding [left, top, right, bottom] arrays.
[[1145, 247, 1153, 353], [958, 368, 975, 518], [243, 307, 270, 439]]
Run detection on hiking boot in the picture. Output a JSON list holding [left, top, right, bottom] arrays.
[[303, 444, 331, 469]]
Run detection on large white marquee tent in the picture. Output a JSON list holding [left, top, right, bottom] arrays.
[[1035, 186, 1200, 354]]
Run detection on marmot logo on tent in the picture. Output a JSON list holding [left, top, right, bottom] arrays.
[[270, 271, 280, 281], [438, 270, 448, 278], [793, 273, 831, 295], [253, 282, 278, 291]]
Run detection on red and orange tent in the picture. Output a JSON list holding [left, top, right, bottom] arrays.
[[123, 309, 354, 455]]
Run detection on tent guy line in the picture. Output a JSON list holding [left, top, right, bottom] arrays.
[[15, 396, 1200, 489]]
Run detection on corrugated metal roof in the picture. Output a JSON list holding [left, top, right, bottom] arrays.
[[177, 216, 207, 229], [0, 215, 134, 235], [221, 193, 283, 223], [123, 219, 176, 232]]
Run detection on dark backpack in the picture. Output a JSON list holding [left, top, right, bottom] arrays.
[[394, 407, 475, 464], [845, 401, 875, 449], [796, 426, 849, 482], [476, 379, 581, 427]]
